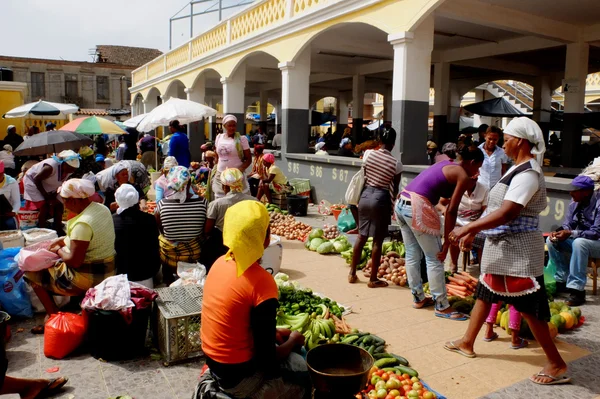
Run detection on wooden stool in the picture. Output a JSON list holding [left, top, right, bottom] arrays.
[[589, 258, 599, 295], [462, 251, 470, 272]]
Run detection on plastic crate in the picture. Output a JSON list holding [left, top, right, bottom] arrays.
[[153, 285, 204, 365], [289, 178, 311, 195]]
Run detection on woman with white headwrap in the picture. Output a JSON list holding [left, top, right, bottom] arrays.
[[23, 150, 81, 233], [99, 160, 149, 213], [0, 145, 15, 177], [446, 118, 569, 385], [154, 156, 178, 202], [211, 114, 252, 200], [113, 184, 160, 288], [26, 178, 116, 321]]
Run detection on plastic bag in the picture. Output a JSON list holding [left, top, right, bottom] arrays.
[[17, 240, 60, 272], [0, 247, 33, 318], [317, 200, 332, 216], [170, 262, 206, 287], [81, 274, 134, 312], [544, 258, 557, 296], [337, 208, 356, 233], [44, 312, 87, 359], [22, 228, 58, 247]]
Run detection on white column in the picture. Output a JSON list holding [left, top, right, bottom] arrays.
[[533, 75, 552, 143], [221, 66, 246, 128], [383, 85, 392, 122], [279, 49, 311, 153], [259, 90, 268, 133], [433, 62, 449, 144], [351, 75, 365, 141], [389, 16, 434, 163]]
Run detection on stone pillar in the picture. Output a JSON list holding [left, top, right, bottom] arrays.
[[432, 62, 449, 145], [389, 16, 434, 163], [337, 93, 350, 136], [383, 85, 392, 123], [533, 75, 553, 144], [352, 75, 365, 143], [221, 66, 246, 133], [562, 42, 589, 167], [259, 91, 268, 135], [279, 50, 310, 154], [185, 87, 205, 161], [142, 99, 148, 114], [447, 88, 461, 144]]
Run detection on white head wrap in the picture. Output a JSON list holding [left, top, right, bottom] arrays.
[[222, 114, 237, 125], [115, 184, 139, 214], [6, 125, 15, 133], [503, 117, 546, 165], [57, 150, 81, 169], [163, 156, 178, 172], [315, 142, 326, 151], [112, 161, 131, 181], [3, 145, 12, 152], [58, 178, 95, 199]]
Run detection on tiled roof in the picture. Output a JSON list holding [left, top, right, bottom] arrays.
[[76, 109, 109, 116], [95, 45, 163, 67]]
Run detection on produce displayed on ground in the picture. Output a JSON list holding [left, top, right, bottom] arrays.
[[305, 229, 353, 254], [275, 273, 346, 319], [265, 203, 289, 215], [322, 224, 340, 240], [362, 252, 407, 286], [445, 271, 478, 298], [269, 210, 312, 241], [340, 239, 405, 270], [362, 367, 439, 399]]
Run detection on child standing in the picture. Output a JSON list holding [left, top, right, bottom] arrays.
[[484, 303, 529, 349]]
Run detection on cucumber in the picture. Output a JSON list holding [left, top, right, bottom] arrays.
[[362, 335, 373, 346], [395, 365, 418, 377], [382, 368, 398, 373], [372, 353, 393, 360], [374, 358, 399, 368], [390, 354, 409, 366], [355, 335, 367, 345], [373, 344, 385, 354], [370, 335, 385, 345], [341, 335, 359, 344], [367, 345, 375, 355]]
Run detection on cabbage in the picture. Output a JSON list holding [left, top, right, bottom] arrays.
[[275, 272, 289, 282], [317, 242, 335, 254], [333, 241, 346, 253], [309, 238, 325, 251], [309, 229, 324, 240]]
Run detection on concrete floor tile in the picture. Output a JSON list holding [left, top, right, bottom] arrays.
[[425, 366, 497, 399], [53, 370, 108, 398]]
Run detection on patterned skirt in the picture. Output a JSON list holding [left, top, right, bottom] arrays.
[[159, 234, 202, 270], [25, 256, 116, 296]]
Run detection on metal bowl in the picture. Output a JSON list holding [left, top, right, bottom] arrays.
[[306, 344, 373, 396]]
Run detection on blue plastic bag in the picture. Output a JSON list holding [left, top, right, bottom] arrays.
[[337, 208, 356, 233], [0, 247, 33, 318]]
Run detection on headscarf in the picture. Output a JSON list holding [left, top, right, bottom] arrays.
[[315, 142, 326, 152], [58, 178, 95, 199], [221, 168, 244, 193], [222, 114, 237, 125], [340, 137, 351, 148], [115, 183, 140, 214], [95, 154, 105, 163], [112, 161, 131, 181], [503, 117, 546, 164], [2, 145, 12, 153], [163, 156, 178, 172], [263, 153, 275, 164], [441, 142, 457, 154], [54, 150, 81, 169], [205, 150, 216, 159], [6, 125, 15, 133], [427, 141, 438, 150], [166, 166, 191, 203], [223, 200, 270, 276], [79, 146, 94, 159]]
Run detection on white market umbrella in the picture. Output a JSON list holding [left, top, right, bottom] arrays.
[[123, 113, 148, 128], [137, 98, 217, 133], [2, 99, 78, 118]]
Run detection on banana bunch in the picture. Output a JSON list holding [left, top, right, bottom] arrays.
[[276, 312, 310, 331], [301, 318, 338, 349]]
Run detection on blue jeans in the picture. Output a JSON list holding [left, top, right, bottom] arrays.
[[0, 217, 16, 231], [547, 236, 600, 291], [395, 200, 449, 311]]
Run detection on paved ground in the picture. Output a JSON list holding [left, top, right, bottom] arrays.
[[2, 206, 600, 398]]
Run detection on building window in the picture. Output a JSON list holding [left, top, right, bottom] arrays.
[[31, 72, 45, 99], [64, 74, 78, 102], [97, 76, 109, 101]]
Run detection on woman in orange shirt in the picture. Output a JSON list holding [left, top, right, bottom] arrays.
[[200, 200, 310, 398]]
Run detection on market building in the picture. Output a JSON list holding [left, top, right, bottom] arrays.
[[130, 0, 600, 229]]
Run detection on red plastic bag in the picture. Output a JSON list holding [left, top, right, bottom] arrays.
[[43, 312, 87, 359]]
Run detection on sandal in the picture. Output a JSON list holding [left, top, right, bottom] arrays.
[[413, 297, 434, 309], [511, 337, 529, 349], [435, 311, 468, 321], [34, 376, 69, 399], [483, 332, 499, 342], [348, 274, 359, 284], [443, 341, 476, 358], [31, 325, 44, 335], [529, 372, 571, 385], [367, 280, 388, 288]]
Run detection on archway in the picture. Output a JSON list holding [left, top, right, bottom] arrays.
[[144, 87, 162, 113], [132, 93, 144, 117], [164, 79, 186, 101]]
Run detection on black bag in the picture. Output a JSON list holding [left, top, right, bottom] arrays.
[[193, 372, 236, 399]]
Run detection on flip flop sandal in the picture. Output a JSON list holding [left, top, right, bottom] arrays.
[[511, 337, 529, 349], [34, 377, 69, 399], [367, 280, 389, 288], [483, 332, 499, 342], [348, 274, 359, 284], [435, 311, 468, 321], [529, 373, 571, 385], [443, 341, 476, 358], [413, 297, 434, 309]]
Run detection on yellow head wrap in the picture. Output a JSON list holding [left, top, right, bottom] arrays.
[[221, 168, 244, 193], [223, 200, 270, 277]]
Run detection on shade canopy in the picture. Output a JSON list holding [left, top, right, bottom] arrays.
[[137, 98, 217, 132], [463, 97, 526, 117], [123, 113, 148, 128], [61, 116, 126, 135], [3, 100, 78, 118], [14, 130, 93, 156]]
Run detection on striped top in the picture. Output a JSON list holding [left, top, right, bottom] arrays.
[[363, 149, 402, 189], [157, 196, 208, 242]]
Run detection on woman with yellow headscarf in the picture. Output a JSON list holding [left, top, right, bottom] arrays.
[[201, 169, 258, 271], [200, 201, 310, 398]]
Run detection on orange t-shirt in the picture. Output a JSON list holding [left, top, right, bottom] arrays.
[[201, 256, 278, 364]]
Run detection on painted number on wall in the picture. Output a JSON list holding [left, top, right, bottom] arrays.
[[310, 166, 323, 178], [287, 162, 300, 174], [332, 168, 349, 183]]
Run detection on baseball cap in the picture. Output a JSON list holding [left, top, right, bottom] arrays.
[[569, 175, 595, 191]]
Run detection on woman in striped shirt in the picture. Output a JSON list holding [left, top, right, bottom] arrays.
[[348, 130, 402, 287], [156, 166, 208, 284]]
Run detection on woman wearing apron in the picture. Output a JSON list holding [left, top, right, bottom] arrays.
[[446, 118, 569, 386]]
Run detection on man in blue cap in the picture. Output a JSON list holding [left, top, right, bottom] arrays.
[[547, 175, 600, 305]]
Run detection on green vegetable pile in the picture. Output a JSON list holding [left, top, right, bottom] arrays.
[[275, 273, 345, 318], [305, 228, 352, 255], [340, 238, 405, 270]]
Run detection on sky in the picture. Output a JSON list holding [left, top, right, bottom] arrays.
[[0, 0, 248, 61]]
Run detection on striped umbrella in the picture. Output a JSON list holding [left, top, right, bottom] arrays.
[[2, 100, 78, 118], [61, 116, 126, 135]]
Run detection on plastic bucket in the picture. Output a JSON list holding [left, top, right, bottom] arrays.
[[17, 210, 39, 230], [332, 208, 342, 221], [261, 234, 282, 275], [287, 195, 309, 216]]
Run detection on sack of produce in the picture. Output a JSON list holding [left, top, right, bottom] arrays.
[[0, 248, 33, 318], [22, 228, 58, 247], [44, 312, 87, 359], [0, 230, 24, 249]]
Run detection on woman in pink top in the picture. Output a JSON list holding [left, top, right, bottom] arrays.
[[211, 115, 251, 199]]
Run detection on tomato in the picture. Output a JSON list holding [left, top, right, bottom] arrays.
[[412, 382, 423, 391], [402, 374, 411, 380], [381, 372, 390, 381], [376, 380, 387, 391], [367, 384, 375, 391], [388, 389, 401, 397], [371, 375, 382, 385], [376, 388, 388, 399], [417, 389, 423, 396], [407, 390, 419, 399], [376, 370, 385, 377], [386, 378, 400, 390], [401, 380, 410, 386], [385, 395, 395, 399], [411, 377, 420, 384], [402, 385, 412, 393], [423, 392, 435, 399]]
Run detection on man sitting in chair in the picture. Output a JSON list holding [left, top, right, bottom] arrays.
[[547, 175, 600, 306]]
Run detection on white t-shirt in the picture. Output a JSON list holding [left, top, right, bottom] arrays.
[[215, 133, 250, 172], [503, 160, 541, 206]]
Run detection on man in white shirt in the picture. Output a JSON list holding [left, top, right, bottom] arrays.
[[478, 126, 509, 190], [272, 132, 282, 149]]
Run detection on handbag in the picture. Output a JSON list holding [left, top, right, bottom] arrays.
[[345, 167, 365, 205]]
